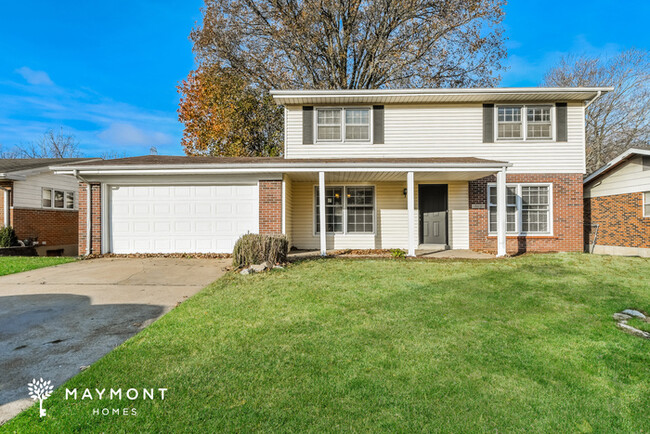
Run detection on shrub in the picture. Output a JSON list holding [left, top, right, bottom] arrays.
[[0, 226, 18, 248], [232, 234, 288, 268], [390, 248, 406, 259]]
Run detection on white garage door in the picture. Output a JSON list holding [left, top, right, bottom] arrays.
[[109, 185, 259, 254]]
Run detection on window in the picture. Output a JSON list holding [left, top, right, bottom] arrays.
[[315, 186, 374, 234], [317, 109, 341, 141], [316, 108, 370, 142], [315, 187, 344, 233], [42, 188, 75, 209], [345, 109, 369, 141], [42, 188, 52, 208], [487, 184, 552, 235], [65, 192, 75, 209], [644, 192, 650, 217], [526, 106, 552, 139], [346, 187, 374, 232], [497, 105, 553, 141]]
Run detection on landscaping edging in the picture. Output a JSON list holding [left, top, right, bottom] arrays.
[[0, 246, 38, 257]]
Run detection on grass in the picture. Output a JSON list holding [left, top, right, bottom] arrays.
[[0, 256, 76, 276], [4, 253, 650, 433]]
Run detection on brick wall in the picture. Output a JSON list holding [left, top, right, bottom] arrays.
[[259, 180, 282, 235], [12, 208, 78, 246], [78, 183, 102, 255], [469, 173, 583, 254], [585, 192, 650, 249]]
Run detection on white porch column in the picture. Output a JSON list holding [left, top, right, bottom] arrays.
[[496, 168, 507, 257], [407, 171, 416, 257], [3, 189, 9, 227], [318, 171, 327, 256]]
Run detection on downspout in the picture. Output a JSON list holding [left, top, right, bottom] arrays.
[[73, 170, 92, 256], [585, 90, 602, 108]]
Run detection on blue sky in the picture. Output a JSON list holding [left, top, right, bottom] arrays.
[[0, 0, 648, 157]]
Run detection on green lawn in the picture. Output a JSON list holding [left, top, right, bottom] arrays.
[[0, 256, 76, 276], [5, 254, 650, 432]]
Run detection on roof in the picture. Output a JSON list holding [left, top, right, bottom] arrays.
[[52, 155, 510, 174], [584, 148, 650, 185], [270, 87, 614, 105], [0, 158, 96, 179]]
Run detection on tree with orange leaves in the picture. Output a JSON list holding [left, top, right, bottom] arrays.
[[178, 65, 283, 157]]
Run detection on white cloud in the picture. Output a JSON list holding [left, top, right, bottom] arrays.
[[98, 122, 173, 146], [14, 67, 54, 86]]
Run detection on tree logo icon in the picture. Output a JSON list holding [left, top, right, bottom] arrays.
[[28, 378, 54, 417]]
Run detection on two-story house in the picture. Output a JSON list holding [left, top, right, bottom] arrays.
[[52, 87, 611, 257]]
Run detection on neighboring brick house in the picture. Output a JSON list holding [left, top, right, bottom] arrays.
[[51, 87, 612, 257], [584, 148, 650, 257], [0, 158, 95, 256]]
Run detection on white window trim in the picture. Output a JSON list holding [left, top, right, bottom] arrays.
[[643, 191, 650, 218], [495, 104, 555, 142], [313, 184, 376, 235], [314, 107, 373, 144], [42, 187, 76, 210], [487, 182, 554, 236]]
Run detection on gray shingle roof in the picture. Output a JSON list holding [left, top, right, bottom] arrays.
[[0, 158, 93, 174]]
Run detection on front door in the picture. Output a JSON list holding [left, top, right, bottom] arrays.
[[419, 184, 448, 245]]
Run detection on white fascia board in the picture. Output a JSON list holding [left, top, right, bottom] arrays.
[[270, 87, 614, 97], [584, 148, 650, 184]]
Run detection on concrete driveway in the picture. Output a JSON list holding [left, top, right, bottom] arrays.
[[0, 257, 229, 424]]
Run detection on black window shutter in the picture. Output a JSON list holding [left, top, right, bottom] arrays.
[[556, 102, 568, 142], [483, 104, 494, 143], [303, 106, 314, 144], [373, 105, 384, 144]]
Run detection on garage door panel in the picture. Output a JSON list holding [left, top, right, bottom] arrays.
[[110, 185, 259, 254]]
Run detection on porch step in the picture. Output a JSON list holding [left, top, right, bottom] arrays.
[[417, 244, 448, 251]]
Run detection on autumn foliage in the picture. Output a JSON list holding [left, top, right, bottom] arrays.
[[177, 65, 283, 157]]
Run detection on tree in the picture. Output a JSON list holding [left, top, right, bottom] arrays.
[[178, 65, 283, 156], [542, 49, 650, 173], [191, 0, 507, 90], [14, 128, 82, 159]]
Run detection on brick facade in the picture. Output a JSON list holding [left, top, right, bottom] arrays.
[[259, 180, 282, 235], [468, 173, 583, 254], [584, 192, 650, 249], [12, 208, 78, 247], [78, 183, 102, 255]]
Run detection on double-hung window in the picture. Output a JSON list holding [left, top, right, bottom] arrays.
[[488, 184, 552, 235], [315, 186, 374, 234], [644, 192, 650, 217], [42, 188, 75, 209], [316, 108, 370, 142], [497, 105, 553, 140]]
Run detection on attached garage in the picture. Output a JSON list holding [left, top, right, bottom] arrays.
[[108, 184, 259, 254]]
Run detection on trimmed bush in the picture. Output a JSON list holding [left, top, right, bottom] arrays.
[[232, 234, 288, 268], [0, 226, 18, 248]]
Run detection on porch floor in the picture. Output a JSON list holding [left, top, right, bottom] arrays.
[[288, 249, 494, 260]]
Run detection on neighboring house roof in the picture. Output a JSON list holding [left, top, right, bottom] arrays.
[[0, 158, 97, 180], [584, 148, 650, 185], [52, 155, 510, 175], [270, 87, 614, 105]]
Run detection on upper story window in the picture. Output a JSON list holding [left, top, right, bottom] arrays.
[[42, 188, 75, 209], [316, 108, 370, 142], [497, 105, 553, 141]]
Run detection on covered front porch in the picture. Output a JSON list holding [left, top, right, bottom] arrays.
[[281, 158, 511, 257]]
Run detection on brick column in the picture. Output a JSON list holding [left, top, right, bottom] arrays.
[[259, 180, 282, 235], [78, 183, 102, 255]]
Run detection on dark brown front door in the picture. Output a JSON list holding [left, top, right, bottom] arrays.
[[419, 184, 448, 245]]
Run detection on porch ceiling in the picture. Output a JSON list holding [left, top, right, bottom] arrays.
[[285, 170, 498, 182]]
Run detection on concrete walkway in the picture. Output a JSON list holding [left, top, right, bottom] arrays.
[[0, 257, 229, 424]]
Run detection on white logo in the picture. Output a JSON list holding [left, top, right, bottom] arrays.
[[28, 378, 54, 417]]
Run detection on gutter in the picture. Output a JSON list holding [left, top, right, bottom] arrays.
[[584, 90, 603, 108]]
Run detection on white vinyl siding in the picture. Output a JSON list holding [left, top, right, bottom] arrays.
[[291, 181, 469, 250], [285, 103, 585, 173], [13, 172, 79, 210], [585, 156, 650, 198]]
